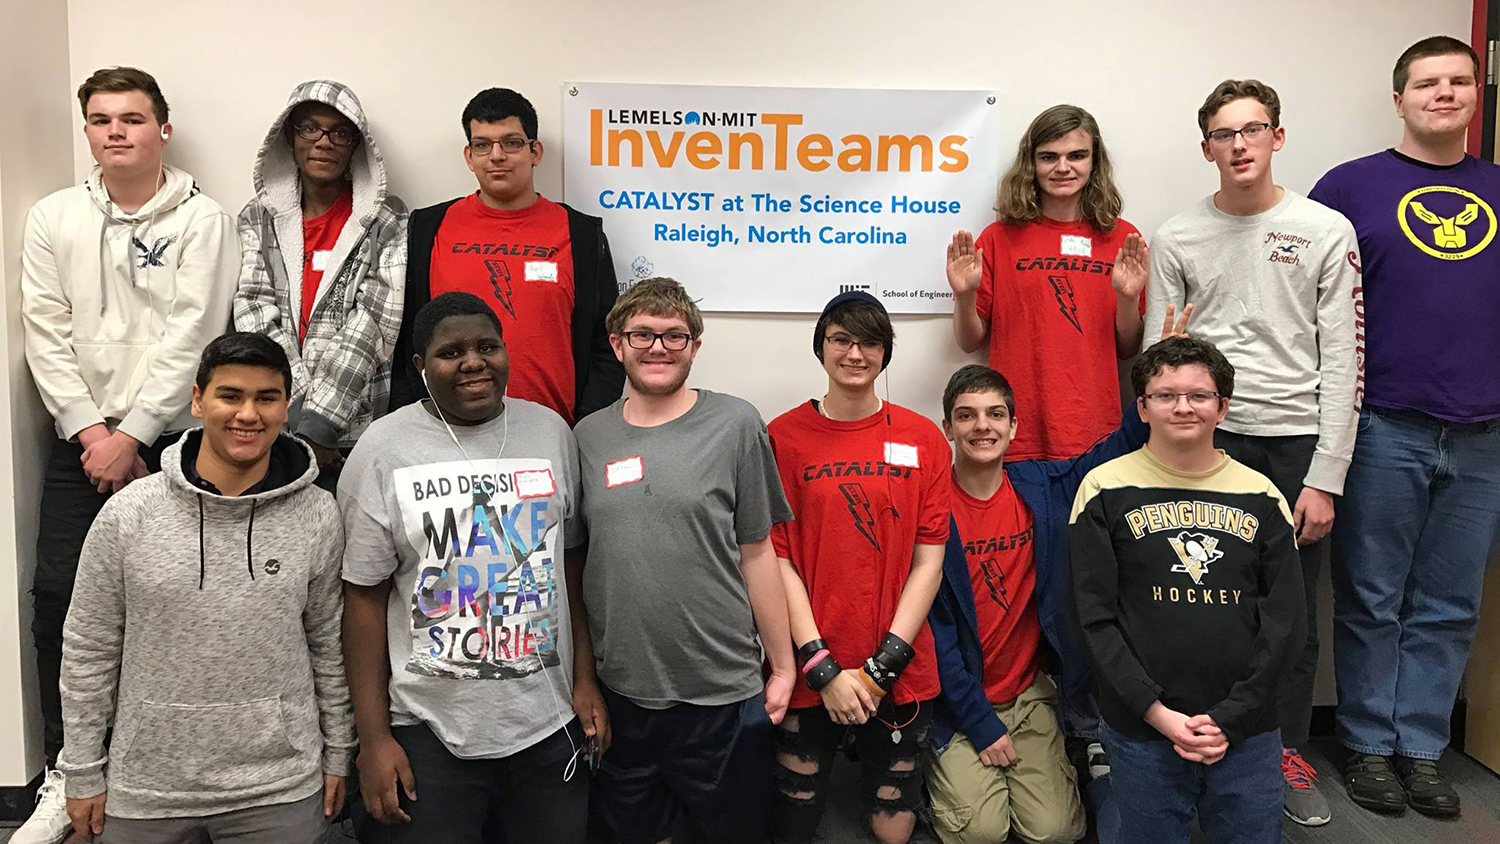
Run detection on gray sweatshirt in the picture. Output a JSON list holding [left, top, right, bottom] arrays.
[[58, 431, 354, 819], [1142, 190, 1362, 494]]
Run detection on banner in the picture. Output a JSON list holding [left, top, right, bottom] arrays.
[[563, 82, 1002, 313]]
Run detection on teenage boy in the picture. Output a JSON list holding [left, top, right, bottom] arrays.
[[58, 332, 352, 844], [235, 80, 409, 492], [390, 87, 622, 424], [927, 306, 1188, 844], [340, 293, 588, 844], [570, 277, 794, 844], [768, 291, 948, 844], [1140, 78, 1361, 827], [1309, 36, 1500, 819], [18, 65, 237, 844], [947, 104, 1146, 461], [1070, 336, 1306, 844]]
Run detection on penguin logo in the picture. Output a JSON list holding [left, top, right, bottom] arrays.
[[1166, 532, 1222, 586]]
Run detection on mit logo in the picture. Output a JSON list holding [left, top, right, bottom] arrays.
[[838, 283, 872, 293]]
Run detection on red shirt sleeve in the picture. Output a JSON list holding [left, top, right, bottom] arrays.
[[973, 224, 999, 322]]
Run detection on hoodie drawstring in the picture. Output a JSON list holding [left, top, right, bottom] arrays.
[[197, 495, 206, 590], [96, 199, 147, 317], [196, 495, 260, 588], [247, 500, 257, 581]]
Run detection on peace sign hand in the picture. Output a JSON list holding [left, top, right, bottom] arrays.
[[1159, 303, 1194, 341]]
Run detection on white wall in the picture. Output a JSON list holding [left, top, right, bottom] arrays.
[[0, 0, 1442, 784], [65, 0, 1469, 424], [0, 0, 73, 785]]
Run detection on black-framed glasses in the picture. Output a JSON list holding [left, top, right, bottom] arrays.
[[824, 334, 884, 354], [622, 330, 693, 351], [1205, 122, 1273, 147], [1143, 391, 1223, 408], [469, 136, 535, 156], [293, 123, 358, 147]]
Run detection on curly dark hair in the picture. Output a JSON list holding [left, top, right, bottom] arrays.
[[1131, 336, 1235, 399]]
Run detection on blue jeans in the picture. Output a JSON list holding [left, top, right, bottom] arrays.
[[1102, 724, 1283, 844], [1331, 406, 1500, 759], [1058, 690, 1121, 844]]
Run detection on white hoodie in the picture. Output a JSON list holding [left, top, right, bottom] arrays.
[[22, 165, 238, 445]]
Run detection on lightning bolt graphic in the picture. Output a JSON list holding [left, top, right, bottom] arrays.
[[839, 482, 880, 551], [980, 557, 1010, 613], [1047, 274, 1082, 334], [485, 259, 516, 318]]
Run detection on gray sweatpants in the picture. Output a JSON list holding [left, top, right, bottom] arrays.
[[98, 793, 325, 844]]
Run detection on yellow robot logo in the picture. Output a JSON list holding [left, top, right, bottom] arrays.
[[1397, 185, 1496, 260], [1166, 532, 1223, 586]]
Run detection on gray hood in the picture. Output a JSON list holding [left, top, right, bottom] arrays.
[[249, 80, 389, 336], [161, 429, 319, 589], [251, 79, 388, 223]]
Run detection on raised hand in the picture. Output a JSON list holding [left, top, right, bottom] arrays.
[[1159, 303, 1194, 341], [946, 230, 984, 296], [1111, 233, 1149, 300]]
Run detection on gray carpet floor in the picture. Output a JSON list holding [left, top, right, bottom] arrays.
[[7, 739, 1497, 843]]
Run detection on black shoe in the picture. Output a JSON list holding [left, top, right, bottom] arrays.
[[1344, 753, 1408, 814], [1393, 755, 1461, 818]]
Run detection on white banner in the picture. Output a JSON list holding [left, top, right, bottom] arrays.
[[563, 82, 1002, 313]]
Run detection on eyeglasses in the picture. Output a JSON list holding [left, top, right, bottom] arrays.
[[1143, 391, 1223, 408], [469, 136, 535, 156], [1205, 122, 1274, 147], [825, 334, 885, 354], [294, 123, 358, 147], [621, 330, 693, 351]]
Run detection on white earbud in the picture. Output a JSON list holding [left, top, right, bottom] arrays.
[[160, 127, 169, 140]]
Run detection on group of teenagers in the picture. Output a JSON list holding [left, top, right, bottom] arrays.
[[11, 30, 1500, 844]]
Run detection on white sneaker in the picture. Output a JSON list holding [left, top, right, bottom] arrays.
[[13, 768, 72, 844]]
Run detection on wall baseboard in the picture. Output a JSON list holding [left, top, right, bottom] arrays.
[[0, 770, 43, 825]]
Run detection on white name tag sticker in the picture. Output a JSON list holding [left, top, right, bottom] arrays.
[[514, 468, 556, 499], [605, 455, 644, 488], [311, 250, 332, 272], [884, 442, 920, 468], [1059, 235, 1092, 257], [525, 261, 559, 282]]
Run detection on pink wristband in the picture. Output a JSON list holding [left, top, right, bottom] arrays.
[[801, 649, 831, 675]]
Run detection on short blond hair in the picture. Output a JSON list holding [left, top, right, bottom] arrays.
[[605, 277, 704, 337]]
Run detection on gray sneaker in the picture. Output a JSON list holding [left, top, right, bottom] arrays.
[[1283, 748, 1332, 826]]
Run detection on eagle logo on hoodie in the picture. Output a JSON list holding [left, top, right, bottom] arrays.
[[132, 234, 177, 269]]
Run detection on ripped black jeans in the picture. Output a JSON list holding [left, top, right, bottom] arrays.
[[772, 698, 934, 844]]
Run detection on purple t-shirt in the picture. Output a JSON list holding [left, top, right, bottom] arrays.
[[1310, 150, 1500, 421]]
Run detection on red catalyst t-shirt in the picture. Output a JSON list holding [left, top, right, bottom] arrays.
[[299, 186, 354, 343], [430, 194, 577, 421], [974, 216, 1140, 461], [952, 472, 1041, 704], [769, 401, 951, 710]]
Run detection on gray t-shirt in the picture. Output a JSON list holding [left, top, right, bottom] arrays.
[[575, 389, 793, 707], [1143, 190, 1361, 494], [339, 399, 581, 759]]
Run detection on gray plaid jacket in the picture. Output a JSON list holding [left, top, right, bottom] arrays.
[[234, 80, 408, 447]]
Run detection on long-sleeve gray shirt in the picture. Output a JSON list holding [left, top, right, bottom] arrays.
[[1143, 190, 1362, 494], [58, 432, 353, 819]]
